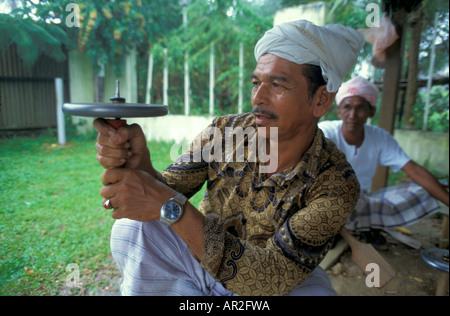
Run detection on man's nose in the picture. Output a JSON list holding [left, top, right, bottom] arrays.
[[348, 108, 357, 118], [252, 83, 269, 105]]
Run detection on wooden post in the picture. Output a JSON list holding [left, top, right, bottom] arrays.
[[371, 9, 406, 192], [403, 6, 422, 129], [424, 13, 439, 131]]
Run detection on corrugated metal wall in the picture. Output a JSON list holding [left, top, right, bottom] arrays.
[[0, 44, 69, 130]]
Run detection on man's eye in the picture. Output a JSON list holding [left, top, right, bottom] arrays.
[[273, 82, 286, 90]]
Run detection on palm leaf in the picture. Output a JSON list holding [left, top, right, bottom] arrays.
[[23, 20, 60, 46], [11, 26, 34, 47]]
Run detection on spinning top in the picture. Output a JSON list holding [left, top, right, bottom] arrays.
[[63, 80, 168, 129], [421, 248, 449, 273]]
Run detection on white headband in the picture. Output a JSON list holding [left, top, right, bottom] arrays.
[[336, 76, 379, 106], [254, 20, 365, 92]]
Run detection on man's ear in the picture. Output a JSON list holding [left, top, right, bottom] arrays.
[[313, 86, 335, 118], [369, 105, 376, 118]]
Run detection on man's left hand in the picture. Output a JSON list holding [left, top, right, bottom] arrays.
[[100, 168, 177, 222]]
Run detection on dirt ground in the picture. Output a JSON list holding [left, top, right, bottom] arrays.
[[60, 213, 448, 296], [326, 214, 449, 296]]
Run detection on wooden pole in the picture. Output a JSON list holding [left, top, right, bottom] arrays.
[[371, 9, 406, 192], [403, 6, 422, 129], [423, 13, 439, 131]]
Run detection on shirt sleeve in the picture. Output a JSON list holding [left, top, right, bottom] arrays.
[[375, 127, 410, 173], [160, 123, 213, 198]]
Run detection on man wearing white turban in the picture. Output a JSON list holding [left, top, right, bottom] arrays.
[[254, 20, 365, 93], [319, 76, 449, 250], [93, 20, 363, 296]]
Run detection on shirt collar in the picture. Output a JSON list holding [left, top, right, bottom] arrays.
[[254, 128, 325, 189]]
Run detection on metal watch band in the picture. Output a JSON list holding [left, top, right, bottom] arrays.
[[173, 193, 188, 207]]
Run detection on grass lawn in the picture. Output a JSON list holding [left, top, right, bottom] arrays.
[[0, 134, 205, 295]]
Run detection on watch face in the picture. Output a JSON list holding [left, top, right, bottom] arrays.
[[163, 201, 182, 221]]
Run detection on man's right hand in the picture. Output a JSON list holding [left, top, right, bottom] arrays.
[[93, 118, 154, 175]]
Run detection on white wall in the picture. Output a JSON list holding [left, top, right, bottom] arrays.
[[274, 2, 327, 26], [394, 129, 449, 175], [68, 48, 137, 105], [127, 115, 212, 143]]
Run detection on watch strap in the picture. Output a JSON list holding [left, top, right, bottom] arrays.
[[173, 193, 187, 207]]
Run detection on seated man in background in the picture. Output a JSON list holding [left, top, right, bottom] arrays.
[[319, 76, 449, 250], [94, 20, 364, 296]]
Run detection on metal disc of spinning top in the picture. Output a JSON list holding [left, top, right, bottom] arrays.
[[63, 80, 168, 118], [421, 248, 449, 272]]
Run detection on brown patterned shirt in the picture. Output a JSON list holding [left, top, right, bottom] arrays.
[[161, 113, 360, 295]]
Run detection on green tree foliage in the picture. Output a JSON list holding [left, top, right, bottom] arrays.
[[0, 13, 67, 67], [149, 0, 272, 114], [414, 86, 449, 132], [30, 0, 183, 76], [418, 0, 449, 77], [2, 0, 447, 131], [2, 0, 271, 115]]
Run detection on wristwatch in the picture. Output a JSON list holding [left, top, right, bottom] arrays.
[[160, 193, 188, 226]]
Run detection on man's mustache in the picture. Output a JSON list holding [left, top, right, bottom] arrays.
[[252, 107, 278, 120]]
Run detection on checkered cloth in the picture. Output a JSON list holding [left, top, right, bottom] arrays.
[[345, 181, 441, 232]]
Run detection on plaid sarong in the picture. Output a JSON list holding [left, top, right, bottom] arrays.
[[345, 181, 440, 232]]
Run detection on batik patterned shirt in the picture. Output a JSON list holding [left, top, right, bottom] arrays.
[[160, 113, 360, 296]]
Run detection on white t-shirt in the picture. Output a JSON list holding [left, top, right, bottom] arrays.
[[318, 120, 410, 192]]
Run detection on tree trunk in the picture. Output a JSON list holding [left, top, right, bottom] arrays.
[[403, 6, 423, 129]]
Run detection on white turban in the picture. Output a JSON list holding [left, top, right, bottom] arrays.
[[254, 20, 365, 92], [336, 76, 379, 107]]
